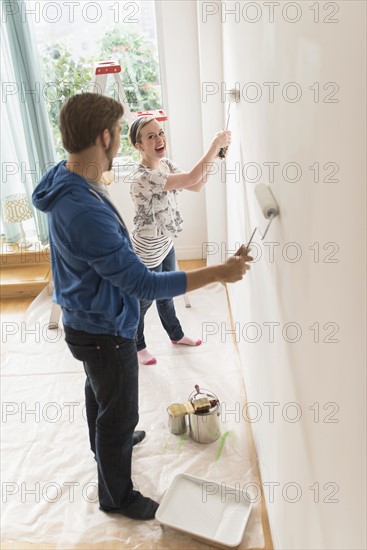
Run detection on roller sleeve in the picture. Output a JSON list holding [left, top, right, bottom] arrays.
[[255, 183, 279, 219]]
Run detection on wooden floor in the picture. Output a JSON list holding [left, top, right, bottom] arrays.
[[0, 241, 51, 299], [0, 258, 273, 550]]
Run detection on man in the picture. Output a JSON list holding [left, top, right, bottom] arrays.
[[32, 93, 252, 520]]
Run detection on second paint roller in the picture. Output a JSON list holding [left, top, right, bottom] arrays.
[[237, 183, 280, 257]]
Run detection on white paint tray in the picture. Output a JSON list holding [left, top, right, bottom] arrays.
[[156, 473, 253, 548]]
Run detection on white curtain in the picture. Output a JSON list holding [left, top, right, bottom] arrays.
[[0, 0, 57, 244]]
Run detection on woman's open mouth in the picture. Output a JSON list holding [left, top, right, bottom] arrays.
[[155, 146, 165, 153]]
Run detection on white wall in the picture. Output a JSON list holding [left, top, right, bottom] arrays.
[[196, 0, 228, 265], [218, 1, 366, 548], [112, 2, 366, 546]]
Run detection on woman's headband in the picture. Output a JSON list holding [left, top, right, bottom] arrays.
[[129, 115, 156, 146]]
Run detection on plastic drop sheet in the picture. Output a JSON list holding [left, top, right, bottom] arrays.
[[1, 284, 264, 549]]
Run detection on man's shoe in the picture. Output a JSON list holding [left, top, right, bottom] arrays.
[[133, 430, 146, 446], [100, 491, 159, 520]]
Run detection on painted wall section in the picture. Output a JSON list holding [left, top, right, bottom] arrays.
[[196, 0, 228, 265], [218, 2, 366, 549]]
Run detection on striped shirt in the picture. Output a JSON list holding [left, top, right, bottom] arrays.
[[130, 159, 183, 268], [131, 234, 173, 269]]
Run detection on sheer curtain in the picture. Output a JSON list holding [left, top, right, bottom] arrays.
[[1, 0, 56, 244]]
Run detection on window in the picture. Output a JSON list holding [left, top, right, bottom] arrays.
[[26, 0, 163, 160]]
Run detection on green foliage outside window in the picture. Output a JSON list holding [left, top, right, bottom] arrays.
[[39, 28, 162, 160]]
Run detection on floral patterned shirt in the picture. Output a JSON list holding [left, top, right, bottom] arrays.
[[130, 159, 184, 239]]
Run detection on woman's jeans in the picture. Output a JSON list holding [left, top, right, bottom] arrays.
[[136, 246, 184, 351], [64, 325, 138, 510]]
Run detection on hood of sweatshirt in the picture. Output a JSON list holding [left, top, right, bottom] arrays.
[[33, 160, 88, 212]]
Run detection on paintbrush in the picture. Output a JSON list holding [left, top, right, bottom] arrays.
[[167, 397, 216, 418]]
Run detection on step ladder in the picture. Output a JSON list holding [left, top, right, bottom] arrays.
[[48, 62, 190, 329], [89, 61, 168, 124]]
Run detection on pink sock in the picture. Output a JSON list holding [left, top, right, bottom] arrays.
[[137, 348, 157, 365], [171, 336, 202, 346]]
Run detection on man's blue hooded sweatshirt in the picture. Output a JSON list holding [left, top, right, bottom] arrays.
[[32, 161, 187, 339]]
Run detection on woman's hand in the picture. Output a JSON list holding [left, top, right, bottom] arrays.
[[164, 130, 232, 192], [210, 130, 232, 157]]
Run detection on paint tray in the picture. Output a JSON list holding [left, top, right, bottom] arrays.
[[156, 473, 253, 548]]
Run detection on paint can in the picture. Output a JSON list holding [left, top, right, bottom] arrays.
[[188, 388, 221, 444], [167, 405, 187, 435]]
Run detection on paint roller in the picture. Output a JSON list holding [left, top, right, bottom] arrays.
[[236, 183, 280, 257], [219, 89, 240, 159], [215, 91, 279, 254]]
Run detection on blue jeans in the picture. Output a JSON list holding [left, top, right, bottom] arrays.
[[136, 246, 184, 351], [64, 326, 138, 510]]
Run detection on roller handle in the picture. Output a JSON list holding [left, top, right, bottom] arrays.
[[235, 244, 252, 258], [219, 106, 231, 159]]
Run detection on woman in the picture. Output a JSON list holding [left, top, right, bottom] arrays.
[[129, 116, 231, 365]]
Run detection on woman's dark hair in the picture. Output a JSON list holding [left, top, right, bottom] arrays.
[[60, 93, 124, 153]]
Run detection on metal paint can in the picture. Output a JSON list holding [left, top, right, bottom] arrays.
[[188, 388, 221, 444], [167, 405, 187, 435]]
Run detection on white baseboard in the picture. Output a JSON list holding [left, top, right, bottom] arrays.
[[175, 245, 204, 261]]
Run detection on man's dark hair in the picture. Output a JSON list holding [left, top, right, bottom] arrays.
[[60, 93, 124, 153]]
